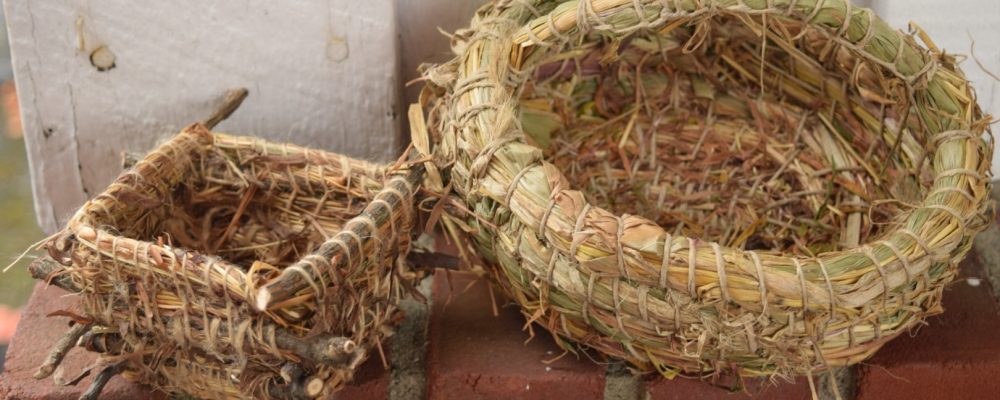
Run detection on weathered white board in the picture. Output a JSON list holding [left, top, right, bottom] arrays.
[[6, 0, 403, 233]]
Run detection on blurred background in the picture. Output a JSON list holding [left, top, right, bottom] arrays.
[[0, 6, 45, 372]]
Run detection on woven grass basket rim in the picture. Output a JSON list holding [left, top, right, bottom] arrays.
[[66, 126, 394, 235], [63, 125, 421, 310], [420, 0, 994, 377]]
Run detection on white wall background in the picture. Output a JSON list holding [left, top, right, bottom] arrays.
[[872, 0, 1000, 178]]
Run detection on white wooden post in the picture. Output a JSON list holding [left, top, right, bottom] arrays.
[[5, 0, 404, 233]]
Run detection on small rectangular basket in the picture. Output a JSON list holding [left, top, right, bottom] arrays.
[[30, 123, 422, 399]]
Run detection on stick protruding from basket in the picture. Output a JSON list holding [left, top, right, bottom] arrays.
[[118, 88, 250, 170], [204, 87, 249, 130]]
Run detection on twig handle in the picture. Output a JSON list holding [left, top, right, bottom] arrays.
[[28, 256, 363, 368], [255, 166, 423, 311], [204, 88, 249, 130]]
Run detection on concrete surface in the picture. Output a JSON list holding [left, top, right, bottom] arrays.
[[389, 277, 432, 400]]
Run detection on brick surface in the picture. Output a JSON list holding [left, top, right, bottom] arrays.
[[6, 248, 1000, 399], [856, 255, 1000, 400], [645, 374, 813, 399], [0, 305, 19, 343], [427, 271, 605, 399], [0, 282, 391, 400], [332, 355, 390, 400], [0, 282, 165, 400]]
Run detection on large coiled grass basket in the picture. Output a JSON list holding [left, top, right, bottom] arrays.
[[419, 0, 994, 379]]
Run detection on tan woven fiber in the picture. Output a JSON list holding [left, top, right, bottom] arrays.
[[33, 124, 421, 399], [419, 0, 994, 378]]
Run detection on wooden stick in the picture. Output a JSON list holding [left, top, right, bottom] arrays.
[[28, 256, 363, 367], [78, 361, 125, 400], [255, 167, 423, 311], [268, 376, 324, 399], [272, 364, 325, 399], [78, 330, 124, 354], [406, 251, 461, 271], [278, 334, 358, 367], [34, 322, 92, 379], [80, 333, 326, 399], [27, 257, 75, 291], [303, 377, 325, 398], [120, 88, 244, 171], [204, 88, 249, 130]]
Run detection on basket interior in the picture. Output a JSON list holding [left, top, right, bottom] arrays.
[[87, 136, 384, 271], [517, 12, 932, 256]]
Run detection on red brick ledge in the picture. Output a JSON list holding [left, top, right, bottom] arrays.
[[0, 283, 167, 400], [4, 247, 1000, 399]]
